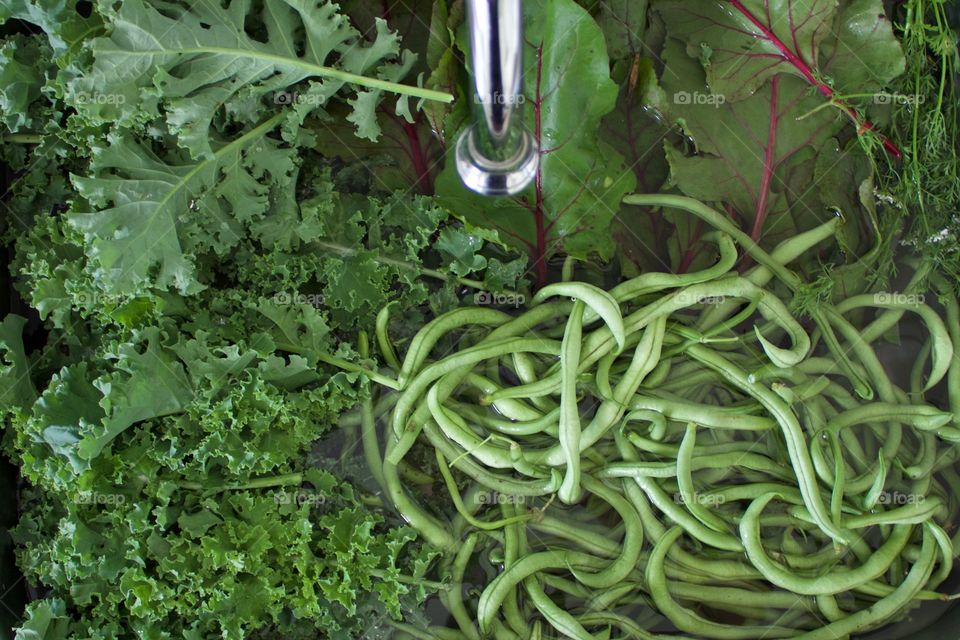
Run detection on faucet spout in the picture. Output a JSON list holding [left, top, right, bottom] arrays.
[[456, 0, 538, 196], [471, 0, 522, 144]]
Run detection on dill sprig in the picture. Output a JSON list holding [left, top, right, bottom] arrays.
[[881, 0, 960, 292]]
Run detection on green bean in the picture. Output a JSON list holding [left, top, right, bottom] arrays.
[[594, 349, 617, 400], [529, 621, 543, 640], [481, 371, 565, 404], [500, 502, 531, 639], [440, 532, 481, 640], [646, 527, 799, 639], [524, 575, 599, 640], [358, 338, 386, 494], [621, 195, 800, 288], [838, 428, 871, 474], [840, 496, 945, 528], [853, 580, 955, 602], [398, 461, 434, 485], [584, 581, 650, 614], [815, 594, 845, 622], [670, 581, 819, 613], [699, 217, 841, 331], [622, 425, 673, 453], [779, 542, 852, 572], [925, 521, 955, 590], [449, 401, 559, 437], [900, 432, 938, 480], [388, 336, 561, 456], [529, 516, 620, 557], [938, 276, 960, 419], [420, 420, 561, 496], [824, 430, 844, 527], [791, 526, 936, 640], [571, 475, 643, 588], [579, 612, 696, 640], [810, 308, 875, 400], [537, 572, 592, 601], [511, 352, 557, 413], [864, 450, 888, 510], [809, 428, 838, 486], [910, 339, 934, 402], [558, 301, 586, 504], [834, 295, 954, 390], [658, 368, 723, 394], [825, 403, 953, 433], [461, 373, 545, 422], [855, 265, 932, 345], [382, 430, 455, 550], [598, 451, 793, 482], [633, 474, 743, 552], [525, 318, 667, 468], [532, 282, 626, 351], [608, 232, 738, 306], [663, 300, 761, 360], [428, 388, 520, 470], [644, 357, 672, 388], [435, 450, 538, 531], [375, 302, 403, 371], [627, 395, 776, 430], [398, 307, 511, 384], [741, 493, 911, 595], [476, 550, 609, 635], [668, 546, 762, 581], [931, 426, 960, 443]]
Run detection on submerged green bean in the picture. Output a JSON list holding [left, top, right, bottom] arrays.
[[350, 194, 958, 640]]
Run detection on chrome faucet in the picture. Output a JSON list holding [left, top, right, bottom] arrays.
[[455, 0, 538, 196]]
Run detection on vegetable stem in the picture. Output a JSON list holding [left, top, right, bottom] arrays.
[[121, 47, 454, 103], [274, 340, 401, 390], [726, 0, 901, 158], [1, 134, 41, 143], [313, 240, 521, 297]]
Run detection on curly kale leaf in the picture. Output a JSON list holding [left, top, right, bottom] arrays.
[[68, 0, 423, 155], [68, 115, 296, 296]]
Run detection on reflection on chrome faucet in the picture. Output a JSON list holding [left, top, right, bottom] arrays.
[[455, 0, 538, 196]]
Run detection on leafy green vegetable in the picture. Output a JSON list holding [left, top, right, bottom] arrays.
[[67, 0, 445, 153], [0, 35, 45, 134], [436, 0, 636, 285], [658, 38, 843, 245], [0, 314, 35, 417], [0, 0, 953, 637], [652, 0, 906, 245], [881, 0, 960, 291], [0, 1, 522, 637], [659, 0, 904, 100]]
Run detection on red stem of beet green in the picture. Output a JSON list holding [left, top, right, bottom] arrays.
[[677, 217, 705, 273], [726, 0, 902, 160], [378, 0, 433, 195], [752, 75, 780, 241], [402, 117, 433, 195]]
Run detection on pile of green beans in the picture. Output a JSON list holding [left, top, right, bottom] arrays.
[[360, 195, 960, 640]]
